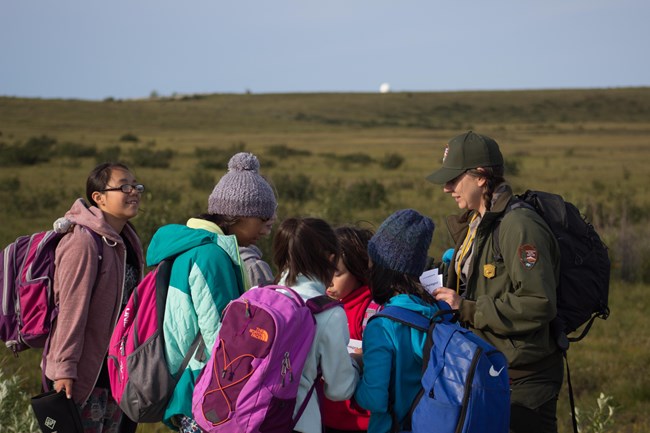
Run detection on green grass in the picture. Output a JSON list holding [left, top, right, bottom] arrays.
[[1, 88, 649, 432]]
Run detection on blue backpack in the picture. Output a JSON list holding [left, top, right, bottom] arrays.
[[373, 305, 510, 433]]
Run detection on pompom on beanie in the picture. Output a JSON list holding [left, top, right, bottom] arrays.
[[208, 152, 277, 219], [368, 209, 435, 277]]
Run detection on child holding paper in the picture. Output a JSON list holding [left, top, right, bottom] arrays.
[[323, 226, 376, 433], [354, 209, 441, 433]]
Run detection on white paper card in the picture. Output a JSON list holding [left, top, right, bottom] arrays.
[[419, 268, 443, 294]]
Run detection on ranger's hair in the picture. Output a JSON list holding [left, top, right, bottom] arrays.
[[467, 165, 505, 212]]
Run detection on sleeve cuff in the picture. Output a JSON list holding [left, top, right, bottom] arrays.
[[459, 298, 476, 325]]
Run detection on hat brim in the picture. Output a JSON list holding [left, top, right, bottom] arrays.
[[426, 167, 466, 185]]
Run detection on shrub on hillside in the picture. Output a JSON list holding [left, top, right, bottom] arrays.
[[135, 186, 192, 248], [274, 174, 312, 204], [56, 141, 97, 158], [267, 144, 312, 159], [0, 363, 40, 433], [0, 176, 20, 192], [95, 146, 122, 164], [128, 147, 175, 168], [338, 153, 374, 165], [196, 142, 249, 169], [190, 169, 215, 191], [0, 136, 56, 166], [23, 135, 56, 163], [318, 179, 353, 224], [5, 188, 65, 217], [379, 152, 404, 170], [504, 158, 520, 176], [344, 180, 387, 209], [120, 133, 139, 142], [196, 152, 230, 170]]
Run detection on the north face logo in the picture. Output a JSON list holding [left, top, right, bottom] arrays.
[[249, 327, 269, 342]]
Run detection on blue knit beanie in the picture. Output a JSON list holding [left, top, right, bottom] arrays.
[[368, 209, 435, 277], [208, 152, 277, 219]]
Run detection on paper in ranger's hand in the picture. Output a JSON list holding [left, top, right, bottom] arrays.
[[419, 268, 444, 294]]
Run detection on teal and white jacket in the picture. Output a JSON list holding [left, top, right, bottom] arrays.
[[145, 218, 245, 426]]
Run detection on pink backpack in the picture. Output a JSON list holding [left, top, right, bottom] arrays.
[[108, 258, 205, 423], [191, 285, 340, 433], [1, 227, 101, 355]]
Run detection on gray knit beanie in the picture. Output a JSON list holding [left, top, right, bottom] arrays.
[[368, 209, 435, 277], [208, 152, 277, 219]]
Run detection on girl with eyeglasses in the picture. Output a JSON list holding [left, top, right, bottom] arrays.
[[45, 162, 145, 433]]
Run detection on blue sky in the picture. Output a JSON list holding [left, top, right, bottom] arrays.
[[1, 0, 648, 100]]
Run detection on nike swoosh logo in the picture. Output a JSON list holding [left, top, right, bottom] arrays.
[[489, 365, 505, 377]]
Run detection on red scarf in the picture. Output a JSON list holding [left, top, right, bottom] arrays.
[[323, 285, 373, 431], [341, 285, 372, 340]]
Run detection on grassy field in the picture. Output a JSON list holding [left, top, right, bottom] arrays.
[[1, 88, 649, 432]]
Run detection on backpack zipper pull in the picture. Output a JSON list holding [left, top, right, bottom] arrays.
[[281, 352, 291, 387], [244, 299, 251, 317], [287, 355, 293, 382]]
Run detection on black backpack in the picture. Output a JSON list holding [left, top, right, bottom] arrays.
[[494, 189, 611, 350], [494, 190, 611, 433]]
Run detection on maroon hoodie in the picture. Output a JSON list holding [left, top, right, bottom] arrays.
[[45, 199, 143, 405]]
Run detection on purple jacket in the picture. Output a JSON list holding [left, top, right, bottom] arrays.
[[45, 199, 144, 405]]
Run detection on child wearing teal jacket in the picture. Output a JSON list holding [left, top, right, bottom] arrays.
[[353, 209, 439, 433], [150, 152, 277, 432]]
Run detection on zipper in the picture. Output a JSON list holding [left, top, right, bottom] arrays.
[[281, 352, 293, 387], [2, 243, 12, 315], [244, 299, 251, 317], [83, 235, 122, 404], [17, 235, 39, 333]]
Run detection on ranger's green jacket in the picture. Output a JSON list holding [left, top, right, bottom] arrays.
[[446, 183, 560, 369]]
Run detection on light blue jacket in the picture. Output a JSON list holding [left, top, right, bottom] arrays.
[[145, 219, 245, 426], [278, 273, 360, 433], [354, 294, 440, 433]]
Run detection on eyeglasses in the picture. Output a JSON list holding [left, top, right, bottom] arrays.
[[100, 184, 145, 194]]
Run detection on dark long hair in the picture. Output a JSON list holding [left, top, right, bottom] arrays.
[[86, 162, 132, 206], [272, 217, 339, 287], [195, 213, 239, 234], [467, 165, 505, 212], [369, 264, 435, 305], [335, 226, 373, 286]]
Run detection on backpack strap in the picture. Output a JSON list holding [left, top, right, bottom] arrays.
[[306, 294, 342, 314], [369, 303, 456, 432], [288, 295, 341, 430], [153, 257, 207, 377], [492, 196, 532, 262], [370, 301, 456, 330], [371, 306, 430, 332], [262, 285, 307, 307], [174, 332, 205, 379]]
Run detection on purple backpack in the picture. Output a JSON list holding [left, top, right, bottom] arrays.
[[192, 285, 340, 433], [1, 227, 102, 355]]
